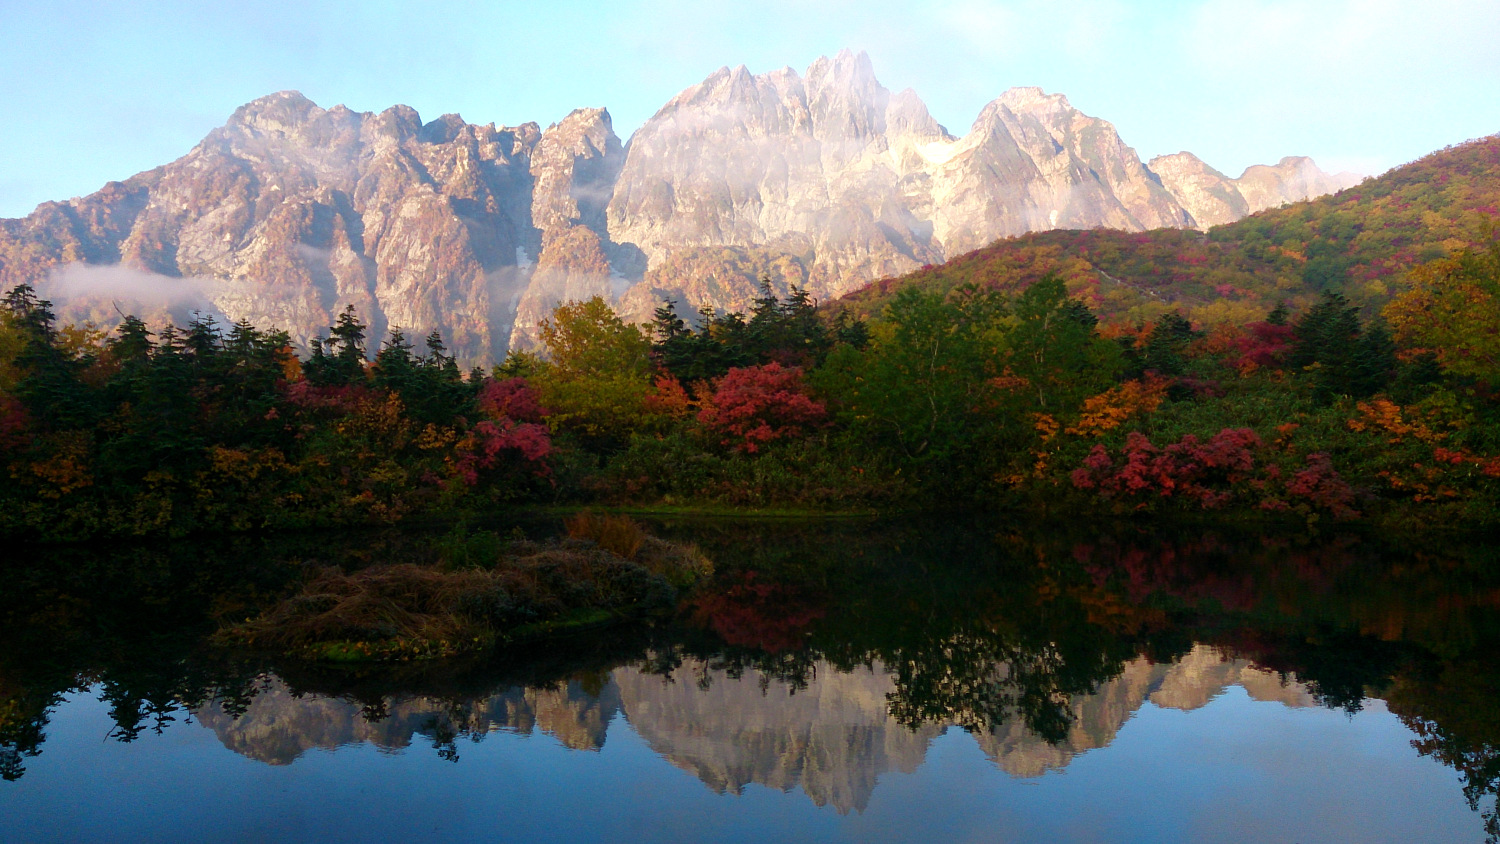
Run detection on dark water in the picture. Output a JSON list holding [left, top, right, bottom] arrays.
[[3, 518, 1498, 843]]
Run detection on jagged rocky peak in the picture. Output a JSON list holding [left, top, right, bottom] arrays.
[[941, 84, 1187, 238], [995, 85, 1074, 116], [418, 112, 469, 144], [0, 53, 1367, 364], [885, 88, 948, 140], [606, 51, 944, 307], [506, 107, 630, 351], [1144, 151, 1362, 229], [805, 49, 889, 147], [226, 90, 325, 134], [1148, 151, 1250, 230], [0, 91, 547, 367], [1236, 155, 1363, 213], [531, 107, 625, 238]]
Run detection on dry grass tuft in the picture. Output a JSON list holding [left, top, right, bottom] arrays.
[[565, 511, 644, 560]]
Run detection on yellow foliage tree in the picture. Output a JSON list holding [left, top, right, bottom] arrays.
[[533, 297, 655, 446], [1385, 242, 1500, 385]]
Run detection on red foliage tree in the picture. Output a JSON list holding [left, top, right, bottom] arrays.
[[450, 418, 552, 486], [698, 363, 827, 453], [477, 377, 549, 424], [1231, 321, 1295, 370]]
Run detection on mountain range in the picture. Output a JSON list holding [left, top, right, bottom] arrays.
[[0, 50, 1361, 365]]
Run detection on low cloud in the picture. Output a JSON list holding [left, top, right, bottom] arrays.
[[39, 262, 252, 328]]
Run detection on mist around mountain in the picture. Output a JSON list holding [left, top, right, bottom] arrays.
[[0, 51, 1359, 365]]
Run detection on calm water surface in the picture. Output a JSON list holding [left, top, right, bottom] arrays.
[[2, 518, 1496, 842]]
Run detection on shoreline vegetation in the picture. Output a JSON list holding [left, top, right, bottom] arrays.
[[4, 245, 1500, 542], [216, 513, 712, 663]]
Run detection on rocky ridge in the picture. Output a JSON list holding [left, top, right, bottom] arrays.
[[1150, 151, 1362, 230], [0, 52, 1362, 363]]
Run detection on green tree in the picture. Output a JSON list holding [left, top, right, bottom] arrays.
[[534, 297, 654, 450], [818, 284, 1008, 488], [1005, 277, 1120, 410]]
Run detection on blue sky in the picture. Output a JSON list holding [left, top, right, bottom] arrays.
[[2, 0, 1497, 219]]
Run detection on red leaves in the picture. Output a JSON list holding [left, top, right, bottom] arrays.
[[1071, 427, 1358, 518], [1286, 452, 1359, 519], [644, 373, 691, 417], [450, 419, 552, 486], [0, 394, 31, 452], [453, 377, 553, 486], [473, 419, 551, 464], [1231, 321, 1295, 371], [698, 363, 827, 454], [476, 377, 548, 424], [281, 380, 366, 411]]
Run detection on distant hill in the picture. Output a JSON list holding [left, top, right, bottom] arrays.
[[836, 134, 1500, 326]]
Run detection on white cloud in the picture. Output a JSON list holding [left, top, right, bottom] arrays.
[[39, 262, 250, 324]]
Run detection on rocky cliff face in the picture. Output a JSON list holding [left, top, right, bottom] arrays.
[[0, 91, 556, 365], [1151, 151, 1363, 230], [1235, 155, 1364, 214], [509, 107, 633, 349], [0, 52, 1360, 361], [1148, 152, 1253, 230], [605, 55, 1202, 320]]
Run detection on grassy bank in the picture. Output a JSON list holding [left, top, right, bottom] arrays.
[[215, 514, 712, 662]]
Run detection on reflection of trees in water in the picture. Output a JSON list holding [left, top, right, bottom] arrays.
[[0, 532, 299, 778], [0, 682, 50, 781], [5, 518, 1500, 833], [1388, 658, 1500, 842], [884, 632, 1126, 743]]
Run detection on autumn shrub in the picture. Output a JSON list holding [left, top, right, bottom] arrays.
[[699, 362, 827, 453], [449, 418, 553, 487], [1065, 376, 1170, 437], [1069, 428, 1360, 519], [1230, 321, 1296, 372], [634, 535, 715, 588], [476, 376, 549, 423]]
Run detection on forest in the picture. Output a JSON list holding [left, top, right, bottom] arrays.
[[2, 135, 1499, 542], [0, 233, 1497, 541]]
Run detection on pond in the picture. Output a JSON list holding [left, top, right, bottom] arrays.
[[2, 517, 1497, 842]]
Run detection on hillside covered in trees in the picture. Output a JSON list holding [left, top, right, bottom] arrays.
[[1, 134, 1499, 541], [839, 134, 1500, 327]]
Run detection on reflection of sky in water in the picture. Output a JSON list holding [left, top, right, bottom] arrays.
[[1, 682, 1480, 843]]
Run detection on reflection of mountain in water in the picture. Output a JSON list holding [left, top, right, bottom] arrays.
[[975, 645, 1315, 779], [613, 662, 939, 813], [193, 678, 621, 765], [195, 645, 1312, 811], [622, 645, 1312, 809]]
